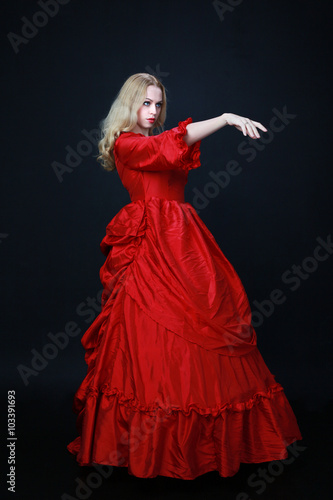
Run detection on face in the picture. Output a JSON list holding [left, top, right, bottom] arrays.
[[132, 85, 163, 135]]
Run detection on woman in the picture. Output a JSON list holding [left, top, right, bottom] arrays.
[[67, 73, 302, 479]]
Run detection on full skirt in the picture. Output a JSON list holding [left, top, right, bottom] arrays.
[[67, 198, 302, 479]]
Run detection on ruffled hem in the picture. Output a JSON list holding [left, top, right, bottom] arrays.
[[78, 382, 285, 417], [67, 387, 302, 478]]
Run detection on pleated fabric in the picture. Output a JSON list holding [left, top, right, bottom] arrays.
[[67, 118, 302, 479]]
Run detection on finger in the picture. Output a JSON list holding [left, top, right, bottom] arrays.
[[240, 122, 247, 136], [250, 123, 261, 139], [251, 121, 268, 132], [246, 120, 267, 139], [245, 121, 259, 139]]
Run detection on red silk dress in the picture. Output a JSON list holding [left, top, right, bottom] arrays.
[[67, 117, 302, 479]]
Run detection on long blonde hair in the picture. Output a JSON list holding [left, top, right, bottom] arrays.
[[97, 73, 167, 171]]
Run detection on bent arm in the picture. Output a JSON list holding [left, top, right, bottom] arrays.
[[183, 112, 267, 146]]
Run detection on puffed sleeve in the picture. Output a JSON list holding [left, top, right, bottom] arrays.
[[114, 117, 201, 172]]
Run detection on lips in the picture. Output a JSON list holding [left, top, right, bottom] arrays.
[[147, 118, 155, 123]]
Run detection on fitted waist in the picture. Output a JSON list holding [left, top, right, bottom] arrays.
[[131, 193, 185, 203], [125, 169, 187, 204]]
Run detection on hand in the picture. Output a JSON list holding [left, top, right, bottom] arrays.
[[223, 113, 267, 139]]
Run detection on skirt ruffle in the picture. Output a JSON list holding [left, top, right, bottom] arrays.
[[67, 386, 301, 479]]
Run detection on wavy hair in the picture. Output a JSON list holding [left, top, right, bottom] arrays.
[[97, 73, 167, 171]]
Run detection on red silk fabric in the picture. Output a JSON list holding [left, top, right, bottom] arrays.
[[67, 118, 302, 478]]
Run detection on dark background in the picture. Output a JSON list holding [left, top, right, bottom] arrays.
[[1, 0, 332, 498]]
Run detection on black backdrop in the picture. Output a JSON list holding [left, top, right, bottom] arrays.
[[1, 1, 332, 499]]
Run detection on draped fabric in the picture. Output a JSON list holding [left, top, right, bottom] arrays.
[[67, 118, 302, 479]]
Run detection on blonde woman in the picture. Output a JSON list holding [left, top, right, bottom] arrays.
[[67, 73, 302, 480]]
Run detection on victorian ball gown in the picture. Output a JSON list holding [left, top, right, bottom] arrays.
[[67, 117, 302, 479]]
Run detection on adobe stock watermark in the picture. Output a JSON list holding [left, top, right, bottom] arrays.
[[51, 128, 100, 183], [235, 440, 307, 499], [251, 234, 332, 328], [17, 320, 82, 386], [7, 0, 71, 55], [145, 64, 170, 82], [62, 396, 173, 499], [223, 233, 332, 354], [192, 106, 297, 214], [16, 271, 134, 386], [61, 464, 113, 500], [212, 0, 244, 22]]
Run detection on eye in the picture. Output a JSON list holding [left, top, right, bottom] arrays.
[[143, 101, 150, 106], [156, 102, 162, 108]]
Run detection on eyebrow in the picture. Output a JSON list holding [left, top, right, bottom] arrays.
[[145, 97, 163, 102]]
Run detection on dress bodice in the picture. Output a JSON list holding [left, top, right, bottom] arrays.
[[116, 167, 188, 203], [113, 118, 201, 203]]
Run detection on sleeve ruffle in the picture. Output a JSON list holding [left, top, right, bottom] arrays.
[[171, 117, 201, 172], [114, 117, 201, 173]]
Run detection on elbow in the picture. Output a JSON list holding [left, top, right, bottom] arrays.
[[182, 133, 197, 148]]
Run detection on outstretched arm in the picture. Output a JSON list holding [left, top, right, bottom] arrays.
[[183, 113, 268, 146]]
